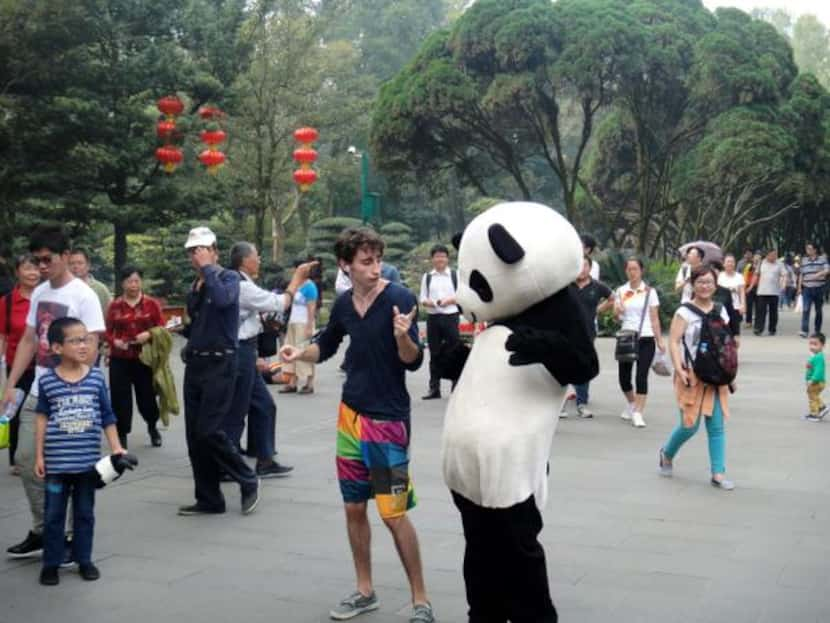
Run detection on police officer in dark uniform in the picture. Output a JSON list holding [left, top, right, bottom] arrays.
[[178, 226, 260, 516]]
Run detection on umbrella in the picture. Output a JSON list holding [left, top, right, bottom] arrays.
[[678, 240, 723, 264]]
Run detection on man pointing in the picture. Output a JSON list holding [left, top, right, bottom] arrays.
[[280, 227, 434, 623]]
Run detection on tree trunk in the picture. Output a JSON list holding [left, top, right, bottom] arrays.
[[113, 222, 128, 296], [254, 203, 266, 256]]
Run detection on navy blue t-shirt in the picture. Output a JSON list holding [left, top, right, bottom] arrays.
[[184, 265, 240, 351], [316, 282, 422, 420]]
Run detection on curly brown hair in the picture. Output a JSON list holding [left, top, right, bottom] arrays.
[[334, 227, 385, 264]]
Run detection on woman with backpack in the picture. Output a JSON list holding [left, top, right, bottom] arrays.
[[659, 265, 737, 490]]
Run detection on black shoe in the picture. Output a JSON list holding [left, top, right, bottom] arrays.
[[241, 479, 261, 515], [768, 331, 776, 336], [7, 531, 43, 559], [256, 461, 294, 478], [149, 427, 162, 447], [40, 566, 59, 586], [177, 503, 226, 516], [421, 391, 441, 400], [753, 331, 762, 336], [79, 563, 100, 581], [61, 537, 75, 568]]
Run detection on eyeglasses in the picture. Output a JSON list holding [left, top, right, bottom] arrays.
[[32, 254, 54, 266], [694, 279, 716, 286], [63, 336, 94, 345]]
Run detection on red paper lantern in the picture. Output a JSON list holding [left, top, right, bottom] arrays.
[[200, 129, 227, 147], [156, 121, 176, 139], [198, 106, 223, 120], [292, 147, 318, 164], [198, 149, 226, 174], [157, 95, 184, 119], [293, 168, 318, 191], [293, 127, 319, 144], [155, 146, 183, 173]]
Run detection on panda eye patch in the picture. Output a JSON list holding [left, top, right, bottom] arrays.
[[488, 224, 525, 264], [470, 270, 493, 303]]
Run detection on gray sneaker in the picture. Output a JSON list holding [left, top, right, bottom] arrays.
[[330, 591, 380, 620], [410, 603, 435, 623]]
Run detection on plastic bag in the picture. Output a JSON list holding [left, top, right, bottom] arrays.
[[651, 350, 673, 377], [794, 294, 803, 313]]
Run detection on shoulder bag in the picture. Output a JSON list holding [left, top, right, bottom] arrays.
[[614, 287, 650, 362]]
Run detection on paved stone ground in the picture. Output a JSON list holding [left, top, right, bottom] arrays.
[[1, 310, 829, 623]]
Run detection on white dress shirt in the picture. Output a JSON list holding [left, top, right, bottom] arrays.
[[419, 269, 459, 315], [335, 268, 352, 296], [238, 271, 286, 340]]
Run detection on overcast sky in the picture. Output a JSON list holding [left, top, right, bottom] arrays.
[[702, 0, 829, 28]]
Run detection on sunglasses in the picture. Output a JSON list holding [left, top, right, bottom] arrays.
[[32, 253, 55, 266]]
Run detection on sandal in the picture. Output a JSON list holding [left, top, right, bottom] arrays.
[[278, 386, 298, 394]]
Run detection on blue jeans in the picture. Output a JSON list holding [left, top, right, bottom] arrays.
[[574, 383, 589, 406], [801, 286, 825, 334], [225, 341, 276, 461], [662, 395, 725, 474], [43, 472, 97, 567]]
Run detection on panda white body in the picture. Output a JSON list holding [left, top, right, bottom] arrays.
[[443, 324, 564, 510], [440, 201, 589, 512]]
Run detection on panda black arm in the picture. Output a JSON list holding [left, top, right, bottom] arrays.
[[504, 286, 599, 385]]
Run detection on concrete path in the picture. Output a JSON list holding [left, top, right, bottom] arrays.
[[1, 310, 828, 623]]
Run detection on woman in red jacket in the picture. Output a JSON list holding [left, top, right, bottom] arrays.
[[0, 255, 40, 472], [106, 265, 164, 448]]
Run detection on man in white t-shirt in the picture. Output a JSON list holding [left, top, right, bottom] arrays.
[[754, 249, 787, 336], [3, 226, 105, 560]]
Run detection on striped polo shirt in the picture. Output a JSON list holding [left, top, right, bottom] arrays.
[[35, 367, 116, 474], [801, 255, 829, 289]]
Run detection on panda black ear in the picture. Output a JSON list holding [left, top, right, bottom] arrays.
[[451, 232, 463, 250], [488, 224, 525, 264]]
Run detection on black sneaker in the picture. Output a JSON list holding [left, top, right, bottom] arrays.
[[149, 427, 162, 447], [39, 566, 59, 586], [177, 503, 226, 516], [241, 479, 261, 515], [256, 461, 294, 478], [61, 537, 75, 568], [7, 531, 43, 559], [79, 563, 100, 581], [421, 391, 441, 400]]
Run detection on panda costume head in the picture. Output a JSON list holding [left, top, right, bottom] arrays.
[[454, 202, 583, 323], [442, 201, 598, 511]]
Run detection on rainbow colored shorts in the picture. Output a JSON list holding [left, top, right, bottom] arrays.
[[335, 402, 417, 518]]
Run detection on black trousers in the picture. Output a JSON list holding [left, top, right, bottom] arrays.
[[109, 357, 160, 439], [745, 289, 756, 324], [8, 368, 34, 465], [754, 295, 779, 334], [617, 337, 656, 395], [426, 312, 460, 393], [183, 353, 257, 511], [452, 491, 557, 623]]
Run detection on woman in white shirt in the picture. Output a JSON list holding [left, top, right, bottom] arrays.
[[660, 265, 735, 490], [717, 253, 745, 315], [614, 258, 665, 428]]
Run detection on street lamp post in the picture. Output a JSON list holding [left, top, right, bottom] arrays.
[[349, 145, 379, 223]]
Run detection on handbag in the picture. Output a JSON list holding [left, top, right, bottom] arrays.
[[614, 287, 650, 362]]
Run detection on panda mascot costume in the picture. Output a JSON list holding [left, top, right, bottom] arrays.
[[441, 201, 598, 623]]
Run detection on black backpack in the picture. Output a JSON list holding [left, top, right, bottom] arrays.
[[425, 270, 458, 293], [681, 303, 738, 386]]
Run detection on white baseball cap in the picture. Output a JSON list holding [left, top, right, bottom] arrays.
[[184, 226, 217, 249]]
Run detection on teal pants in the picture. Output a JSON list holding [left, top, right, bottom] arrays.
[[663, 395, 726, 474]]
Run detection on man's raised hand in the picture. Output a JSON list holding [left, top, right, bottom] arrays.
[[279, 344, 303, 363], [392, 305, 417, 338]]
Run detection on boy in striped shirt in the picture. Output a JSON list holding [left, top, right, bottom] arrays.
[[34, 317, 124, 586]]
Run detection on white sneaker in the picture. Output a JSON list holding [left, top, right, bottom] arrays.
[[631, 412, 646, 428], [559, 405, 569, 418], [576, 404, 593, 418], [620, 407, 632, 421]]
